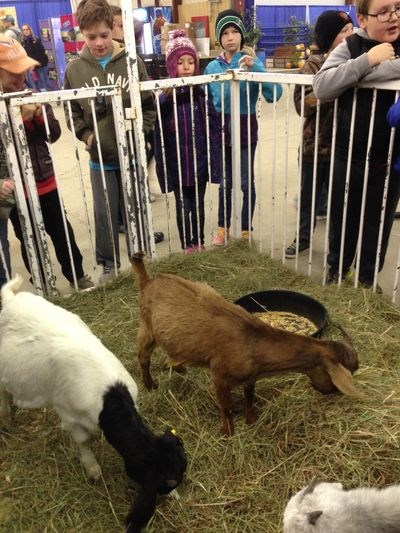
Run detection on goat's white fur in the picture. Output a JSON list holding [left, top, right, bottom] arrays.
[[283, 481, 400, 533], [0, 276, 138, 479]]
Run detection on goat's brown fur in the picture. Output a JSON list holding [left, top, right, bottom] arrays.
[[131, 254, 360, 435]]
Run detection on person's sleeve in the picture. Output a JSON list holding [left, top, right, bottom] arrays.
[[138, 57, 156, 134], [251, 57, 283, 102], [63, 68, 93, 143], [313, 40, 371, 100], [387, 98, 400, 127], [207, 97, 221, 184], [294, 58, 319, 117], [153, 117, 166, 192]]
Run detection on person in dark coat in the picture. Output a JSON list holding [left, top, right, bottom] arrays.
[[21, 24, 52, 91], [154, 30, 220, 252]]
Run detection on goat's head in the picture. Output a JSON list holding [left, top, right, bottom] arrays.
[[151, 429, 187, 494], [283, 481, 344, 532], [308, 340, 359, 395], [125, 429, 187, 532]]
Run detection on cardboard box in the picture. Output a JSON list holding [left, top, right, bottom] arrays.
[[161, 23, 196, 55]]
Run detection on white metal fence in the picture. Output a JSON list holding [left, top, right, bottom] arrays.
[[2, 69, 400, 302]]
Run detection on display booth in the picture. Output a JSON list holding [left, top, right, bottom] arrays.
[[256, 4, 357, 58], [39, 17, 66, 90], [0, 0, 72, 39]]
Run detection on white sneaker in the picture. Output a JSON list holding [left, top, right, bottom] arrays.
[[99, 265, 115, 283]]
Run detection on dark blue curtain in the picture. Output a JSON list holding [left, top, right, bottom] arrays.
[[256, 6, 307, 56], [0, 0, 72, 38], [309, 5, 358, 26]]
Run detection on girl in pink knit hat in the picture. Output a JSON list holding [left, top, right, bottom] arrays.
[[154, 30, 220, 252]]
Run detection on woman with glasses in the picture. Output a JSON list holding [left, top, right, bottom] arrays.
[[313, 0, 400, 293]]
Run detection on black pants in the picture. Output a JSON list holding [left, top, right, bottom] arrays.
[[173, 182, 207, 249], [10, 189, 84, 283], [299, 161, 330, 243], [298, 159, 330, 244], [328, 155, 400, 282]]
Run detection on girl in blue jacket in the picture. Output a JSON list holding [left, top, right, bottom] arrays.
[[154, 30, 219, 252], [205, 9, 283, 245]]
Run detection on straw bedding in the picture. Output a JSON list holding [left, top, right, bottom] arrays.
[[1, 241, 399, 532]]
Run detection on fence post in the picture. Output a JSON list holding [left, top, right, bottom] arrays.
[[230, 72, 242, 239]]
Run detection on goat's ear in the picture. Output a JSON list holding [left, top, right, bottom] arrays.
[[303, 478, 320, 496], [125, 482, 157, 532], [307, 510, 323, 525], [325, 361, 363, 397]]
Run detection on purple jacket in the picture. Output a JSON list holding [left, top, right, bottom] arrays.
[[154, 86, 221, 193]]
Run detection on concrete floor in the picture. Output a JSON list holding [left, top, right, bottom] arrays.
[[8, 88, 400, 301]]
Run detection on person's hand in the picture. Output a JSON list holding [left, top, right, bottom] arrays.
[[21, 104, 38, 120], [238, 55, 255, 70], [86, 133, 93, 148], [0, 179, 14, 200], [33, 104, 42, 117], [367, 43, 396, 67]]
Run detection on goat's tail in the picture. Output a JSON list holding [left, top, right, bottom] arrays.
[[131, 253, 151, 292], [324, 360, 363, 398], [1, 275, 23, 306]]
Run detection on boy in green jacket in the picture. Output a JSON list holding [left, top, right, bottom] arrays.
[[64, 0, 157, 282]]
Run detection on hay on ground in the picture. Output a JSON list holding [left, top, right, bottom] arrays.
[[1, 242, 399, 532]]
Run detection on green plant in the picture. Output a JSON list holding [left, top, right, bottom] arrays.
[[282, 16, 311, 67], [244, 7, 262, 48], [283, 15, 312, 47]]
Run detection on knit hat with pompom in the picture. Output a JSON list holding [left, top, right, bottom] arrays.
[[165, 29, 199, 78]]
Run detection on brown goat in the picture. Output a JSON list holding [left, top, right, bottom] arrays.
[[131, 254, 360, 436]]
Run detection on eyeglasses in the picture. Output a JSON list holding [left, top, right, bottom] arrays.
[[366, 5, 400, 22]]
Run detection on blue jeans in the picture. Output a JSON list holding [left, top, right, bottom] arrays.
[[218, 144, 256, 231], [27, 67, 52, 91], [0, 218, 11, 287], [90, 167, 122, 268]]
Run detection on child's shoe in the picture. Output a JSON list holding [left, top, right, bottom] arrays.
[[183, 245, 195, 254], [241, 230, 250, 241], [212, 227, 229, 246], [192, 244, 206, 252], [70, 274, 94, 291]]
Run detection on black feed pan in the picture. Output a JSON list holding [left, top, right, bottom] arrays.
[[234, 290, 328, 338]]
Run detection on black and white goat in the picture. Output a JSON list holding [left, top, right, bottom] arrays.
[[283, 480, 400, 533], [0, 276, 187, 532]]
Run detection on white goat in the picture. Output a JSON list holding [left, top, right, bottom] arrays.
[[283, 480, 400, 533], [0, 276, 186, 532]]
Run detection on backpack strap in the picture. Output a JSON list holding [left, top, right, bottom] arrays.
[[345, 34, 363, 59]]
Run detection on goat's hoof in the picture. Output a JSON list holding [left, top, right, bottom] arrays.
[[0, 417, 11, 430], [245, 409, 258, 425], [87, 463, 102, 481], [0, 410, 12, 429], [172, 365, 187, 374], [143, 375, 158, 390], [220, 424, 234, 437], [144, 381, 158, 391]]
